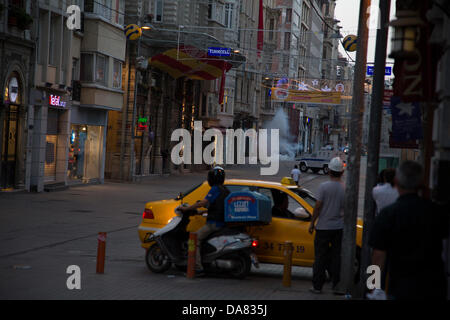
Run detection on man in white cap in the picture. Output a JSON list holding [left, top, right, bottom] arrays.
[[308, 157, 345, 294]]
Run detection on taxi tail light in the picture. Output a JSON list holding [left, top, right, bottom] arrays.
[[143, 208, 154, 219], [251, 239, 259, 248]]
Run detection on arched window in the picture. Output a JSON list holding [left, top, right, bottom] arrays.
[[4, 72, 22, 105]]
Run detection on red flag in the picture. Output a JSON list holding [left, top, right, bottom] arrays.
[[257, 0, 264, 58], [219, 61, 226, 104]]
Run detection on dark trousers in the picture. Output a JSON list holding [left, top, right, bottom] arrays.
[[312, 229, 343, 290]]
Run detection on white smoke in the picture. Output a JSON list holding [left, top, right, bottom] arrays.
[[262, 108, 300, 160]]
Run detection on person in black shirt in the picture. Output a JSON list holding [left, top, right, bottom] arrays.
[[369, 161, 448, 300]]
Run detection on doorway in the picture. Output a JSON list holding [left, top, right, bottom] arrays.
[[1, 105, 19, 189]]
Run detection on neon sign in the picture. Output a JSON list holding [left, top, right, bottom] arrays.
[[49, 95, 66, 107], [138, 117, 148, 130]]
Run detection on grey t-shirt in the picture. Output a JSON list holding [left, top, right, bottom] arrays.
[[315, 180, 345, 230]]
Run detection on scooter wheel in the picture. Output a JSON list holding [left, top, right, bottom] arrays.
[[146, 244, 171, 273], [227, 252, 251, 279]]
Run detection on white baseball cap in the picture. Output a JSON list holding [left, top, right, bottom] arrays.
[[329, 157, 344, 172]]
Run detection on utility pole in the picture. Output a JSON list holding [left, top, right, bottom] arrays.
[[360, 0, 391, 291], [129, 0, 144, 181], [340, 0, 371, 296]]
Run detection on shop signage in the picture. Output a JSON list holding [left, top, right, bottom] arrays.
[[138, 117, 148, 130], [49, 95, 66, 107], [271, 88, 341, 105]]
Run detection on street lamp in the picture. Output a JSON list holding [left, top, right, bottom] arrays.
[[389, 11, 425, 59], [141, 23, 154, 30]]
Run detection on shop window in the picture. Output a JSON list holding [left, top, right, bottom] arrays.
[[44, 109, 59, 182], [68, 125, 104, 181]]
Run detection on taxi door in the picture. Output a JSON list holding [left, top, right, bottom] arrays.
[[246, 188, 315, 267]]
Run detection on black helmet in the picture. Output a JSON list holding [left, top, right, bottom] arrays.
[[207, 166, 225, 186]]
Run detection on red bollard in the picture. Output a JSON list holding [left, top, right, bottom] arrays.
[[186, 233, 197, 279], [96, 232, 107, 274]]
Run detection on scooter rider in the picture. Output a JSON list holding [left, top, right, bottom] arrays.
[[179, 166, 230, 272]]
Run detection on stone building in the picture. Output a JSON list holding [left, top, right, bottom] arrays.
[[0, 0, 35, 191]]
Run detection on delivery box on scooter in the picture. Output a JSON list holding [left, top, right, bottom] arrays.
[[224, 191, 272, 224]]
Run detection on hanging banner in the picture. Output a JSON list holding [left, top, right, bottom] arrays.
[[390, 96, 423, 142], [270, 87, 342, 105]]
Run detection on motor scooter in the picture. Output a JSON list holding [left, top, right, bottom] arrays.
[[144, 204, 258, 279]]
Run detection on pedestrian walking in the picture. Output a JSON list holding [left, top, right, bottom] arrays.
[[369, 160, 448, 300], [308, 157, 345, 294], [372, 168, 399, 215], [291, 165, 301, 186]]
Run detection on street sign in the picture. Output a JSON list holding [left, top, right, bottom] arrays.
[[366, 66, 392, 76], [207, 47, 231, 57]]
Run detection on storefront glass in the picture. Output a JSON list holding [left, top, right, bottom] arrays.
[[68, 125, 104, 181], [44, 109, 59, 182]]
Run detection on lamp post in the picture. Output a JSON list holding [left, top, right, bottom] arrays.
[[389, 11, 425, 60], [129, 17, 154, 179]]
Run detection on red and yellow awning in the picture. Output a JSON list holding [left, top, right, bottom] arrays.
[[149, 45, 232, 81]]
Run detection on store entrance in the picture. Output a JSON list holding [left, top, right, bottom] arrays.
[[68, 124, 103, 182], [1, 105, 19, 189]]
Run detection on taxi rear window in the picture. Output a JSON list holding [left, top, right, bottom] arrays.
[[175, 182, 204, 200]]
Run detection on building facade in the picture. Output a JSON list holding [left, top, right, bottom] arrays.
[[0, 0, 126, 192], [105, 0, 245, 180], [0, 0, 35, 191]]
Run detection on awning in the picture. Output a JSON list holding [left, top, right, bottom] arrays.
[[149, 45, 233, 81]]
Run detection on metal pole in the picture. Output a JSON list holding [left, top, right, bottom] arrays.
[[119, 43, 132, 181], [128, 1, 143, 180], [340, 0, 371, 296], [360, 0, 391, 291], [129, 36, 141, 181]]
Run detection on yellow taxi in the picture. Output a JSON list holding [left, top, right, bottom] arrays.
[[138, 177, 364, 271]]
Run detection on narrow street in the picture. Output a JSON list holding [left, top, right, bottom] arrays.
[[0, 161, 362, 300]]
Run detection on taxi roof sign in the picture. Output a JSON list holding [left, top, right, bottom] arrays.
[[281, 177, 296, 186]]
